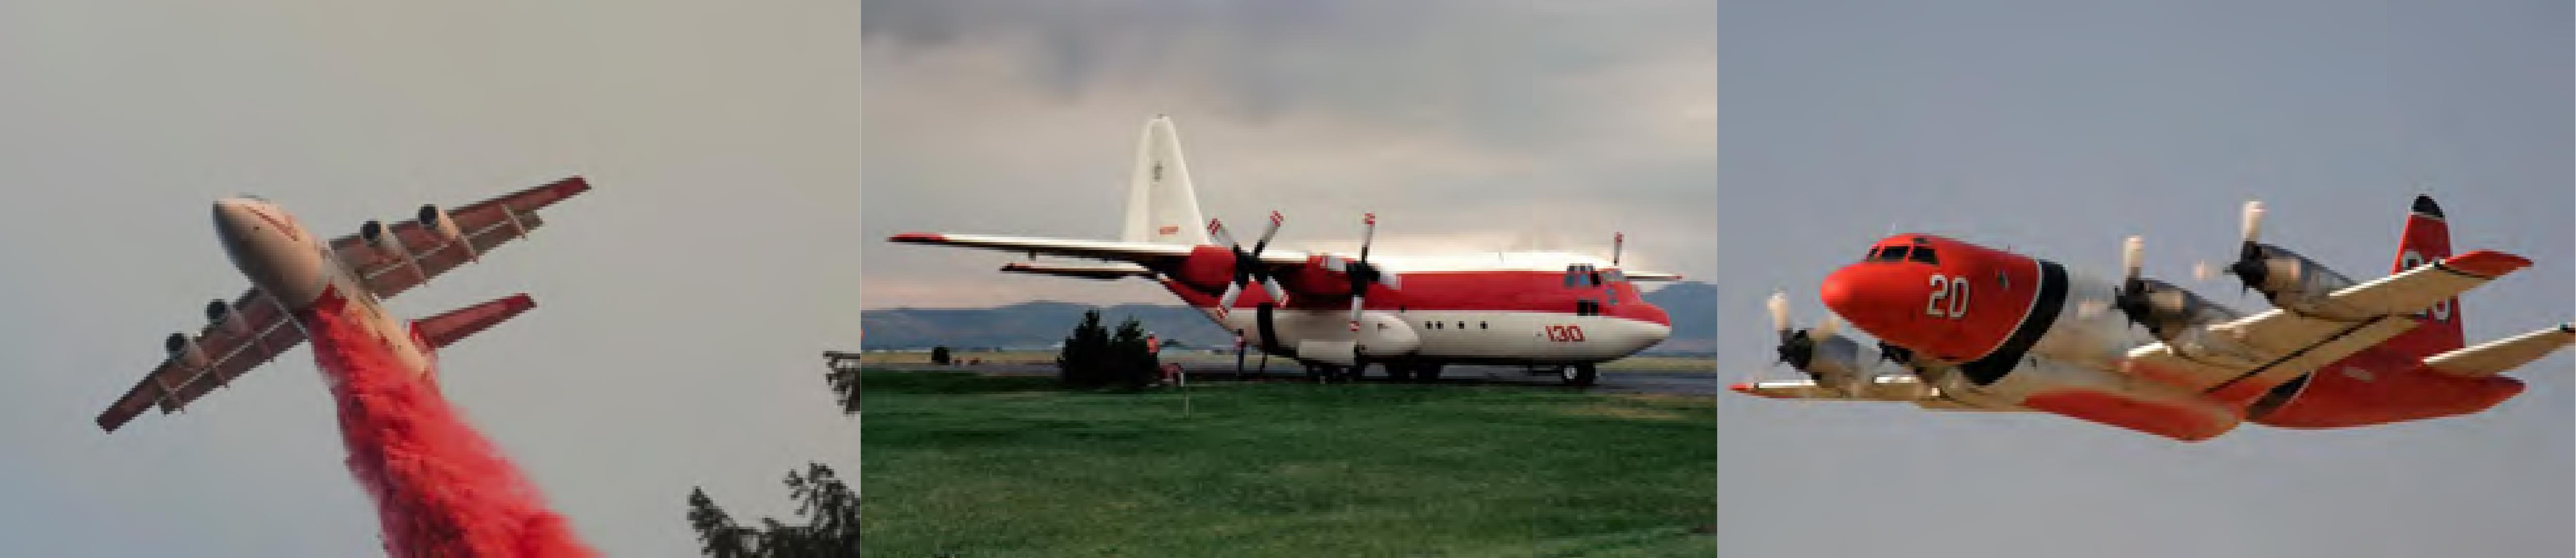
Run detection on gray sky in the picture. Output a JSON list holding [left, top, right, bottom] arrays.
[[0, 2, 859, 555], [1719, 2, 2571, 557], [859, 0, 1716, 309]]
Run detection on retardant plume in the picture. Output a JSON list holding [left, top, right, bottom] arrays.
[[307, 294, 595, 557]]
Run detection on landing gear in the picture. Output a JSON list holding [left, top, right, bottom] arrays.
[[1558, 364, 1598, 387], [1304, 362, 1364, 383], [1383, 363, 1444, 383]]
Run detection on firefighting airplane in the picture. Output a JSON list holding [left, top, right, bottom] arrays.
[[95, 178, 592, 432], [1739, 196, 2572, 441], [889, 115, 1681, 386]]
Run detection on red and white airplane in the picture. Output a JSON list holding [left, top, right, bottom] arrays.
[[1738, 196, 2572, 441], [96, 178, 592, 432], [889, 116, 1682, 385]]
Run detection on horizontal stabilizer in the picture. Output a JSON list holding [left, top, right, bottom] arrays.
[[2425, 324, 2575, 377], [1000, 262, 1153, 280], [414, 294, 537, 349]]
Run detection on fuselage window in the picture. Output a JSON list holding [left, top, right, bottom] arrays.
[[1479, 322, 1488, 329]]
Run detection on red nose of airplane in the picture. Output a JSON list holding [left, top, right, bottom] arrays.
[[1819, 264, 1924, 347]]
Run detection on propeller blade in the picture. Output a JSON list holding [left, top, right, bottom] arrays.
[[1815, 314, 1843, 339], [2192, 261, 2221, 282], [1216, 282, 1243, 315], [1207, 218, 1239, 250], [2240, 200, 2264, 247], [1253, 211, 1283, 254], [1378, 270, 1400, 290], [1262, 277, 1289, 303], [1348, 296, 1365, 332], [1359, 213, 1377, 262], [2075, 299, 2112, 319], [2122, 235, 2144, 282], [1768, 291, 1791, 334]]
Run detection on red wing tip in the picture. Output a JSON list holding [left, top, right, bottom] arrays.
[[548, 176, 591, 193], [1728, 383, 1767, 396], [2444, 250, 2531, 277], [504, 293, 537, 309], [889, 232, 948, 243]]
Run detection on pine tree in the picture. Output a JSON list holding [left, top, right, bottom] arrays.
[[1056, 310, 1111, 387], [1108, 318, 1160, 389]]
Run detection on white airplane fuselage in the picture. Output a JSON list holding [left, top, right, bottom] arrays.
[[212, 198, 432, 375]]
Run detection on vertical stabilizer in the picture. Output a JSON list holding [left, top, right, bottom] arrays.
[[1121, 115, 1211, 246], [2386, 195, 2465, 357]]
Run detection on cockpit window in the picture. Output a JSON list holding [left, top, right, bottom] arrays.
[[1602, 269, 1626, 283], [1906, 246, 1938, 264], [1873, 245, 1911, 262], [1862, 247, 1880, 261]]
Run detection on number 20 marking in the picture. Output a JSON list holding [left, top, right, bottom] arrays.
[[1925, 275, 1969, 319], [1545, 325, 1587, 342]]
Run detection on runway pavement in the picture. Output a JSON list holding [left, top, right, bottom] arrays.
[[867, 361, 1719, 396]]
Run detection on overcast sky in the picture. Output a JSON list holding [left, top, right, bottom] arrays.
[[0, 2, 859, 555], [1719, 2, 2571, 557], [859, 0, 1717, 309]]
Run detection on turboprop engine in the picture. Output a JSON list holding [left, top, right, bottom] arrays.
[[1769, 292, 1871, 394], [2195, 202, 2364, 320]]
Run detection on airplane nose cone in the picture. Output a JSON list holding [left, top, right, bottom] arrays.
[[1819, 264, 1917, 341], [212, 198, 259, 238]]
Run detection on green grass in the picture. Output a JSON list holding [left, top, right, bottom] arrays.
[[861, 371, 1715, 557]]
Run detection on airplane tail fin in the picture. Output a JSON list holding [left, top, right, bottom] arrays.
[[1120, 115, 1210, 246], [2386, 195, 2465, 357]]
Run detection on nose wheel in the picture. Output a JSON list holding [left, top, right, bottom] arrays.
[[1558, 364, 1599, 387]]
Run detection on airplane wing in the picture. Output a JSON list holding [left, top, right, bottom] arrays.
[[1730, 376, 2022, 411], [330, 177, 591, 299], [2130, 250, 2533, 400], [97, 290, 308, 432], [889, 232, 1312, 269], [1623, 271, 1686, 281]]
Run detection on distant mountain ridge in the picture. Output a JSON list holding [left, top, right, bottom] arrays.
[[862, 281, 1716, 354]]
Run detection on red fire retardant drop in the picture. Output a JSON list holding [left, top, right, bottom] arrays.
[[306, 294, 595, 557]]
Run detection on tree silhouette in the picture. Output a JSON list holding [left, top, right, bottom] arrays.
[[686, 463, 860, 557], [1056, 310, 1112, 387]]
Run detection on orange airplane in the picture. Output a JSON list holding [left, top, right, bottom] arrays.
[[1738, 196, 2571, 441]]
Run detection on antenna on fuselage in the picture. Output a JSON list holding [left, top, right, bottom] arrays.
[[1612, 232, 1624, 266]]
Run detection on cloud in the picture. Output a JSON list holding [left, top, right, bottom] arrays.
[[860, 1, 1716, 309]]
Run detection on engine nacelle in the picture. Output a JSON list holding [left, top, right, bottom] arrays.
[[205, 299, 232, 324], [1787, 333, 1869, 394], [2230, 243, 2365, 320], [165, 332, 209, 369], [2116, 278, 2242, 343], [1172, 245, 1244, 291], [1276, 255, 1360, 299], [418, 204, 465, 243], [361, 219, 404, 258]]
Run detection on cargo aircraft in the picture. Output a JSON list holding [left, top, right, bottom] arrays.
[[1739, 196, 2571, 441], [889, 116, 1681, 385], [96, 178, 592, 432]]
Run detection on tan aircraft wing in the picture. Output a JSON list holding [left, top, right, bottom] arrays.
[[2128, 250, 2532, 399], [1731, 375, 2018, 410], [889, 232, 1312, 269], [97, 290, 308, 432], [330, 177, 592, 299]]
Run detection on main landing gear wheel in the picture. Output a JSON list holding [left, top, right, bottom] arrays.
[[1558, 364, 1598, 387], [1417, 364, 1443, 382]]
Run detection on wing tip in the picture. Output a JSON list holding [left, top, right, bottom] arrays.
[[888, 232, 948, 243], [2443, 250, 2530, 278], [549, 176, 591, 194]]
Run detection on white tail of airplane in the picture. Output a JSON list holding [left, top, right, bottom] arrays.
[[1121, 115, 1210, 246]]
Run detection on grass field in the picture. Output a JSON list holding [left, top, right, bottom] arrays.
[[860, 370, 1715, 557], [858, 350, 1718, 374]]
